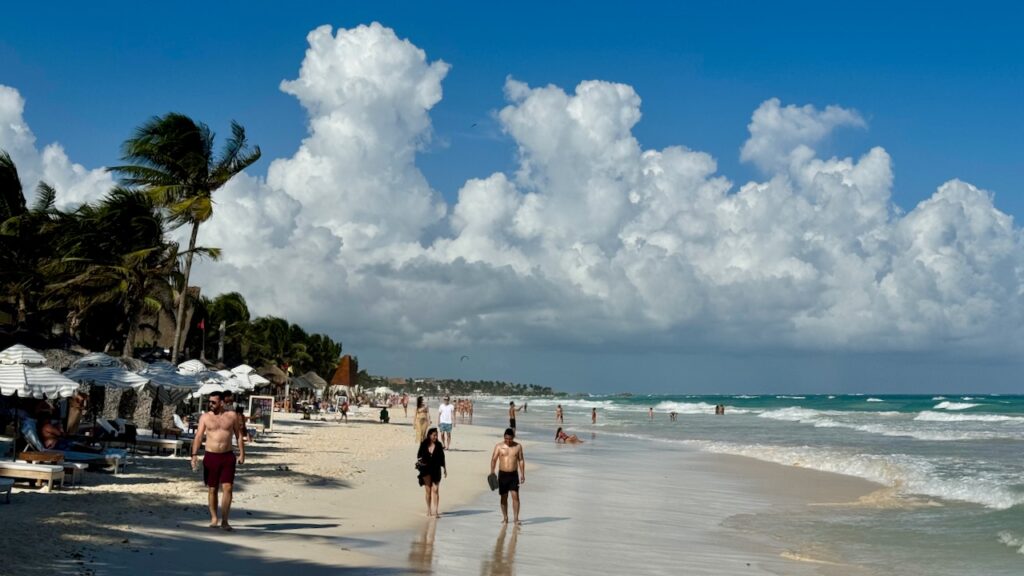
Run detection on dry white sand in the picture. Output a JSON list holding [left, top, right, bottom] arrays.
[[3, 410, 500, 575]]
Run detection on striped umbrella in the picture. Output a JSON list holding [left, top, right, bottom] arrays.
[[0, 344, 47, 366], [63, 365, 150, 391], [0, 344, 80, 461]]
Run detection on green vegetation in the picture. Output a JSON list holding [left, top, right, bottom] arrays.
[[378, 377, 560, 397], [0, 116, 340, 377]]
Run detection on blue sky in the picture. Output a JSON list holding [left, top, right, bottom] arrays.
[[2, 2, 1023, 392]]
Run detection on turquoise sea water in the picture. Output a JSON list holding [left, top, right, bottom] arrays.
[[475, 394, 1024, 574]]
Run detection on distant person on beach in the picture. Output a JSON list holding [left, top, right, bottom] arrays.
[[415, 396, 430, 443], [555, 404, 563, 423], [416, 427, 446, 517], [649, 407, 654, 420], [402, 393, 409, 418], [670, 411, 677, 422], [522, 402, 527, 413], [438, 396, 455, 449], [191, 391, 245, 531], [223, 390, 236, 412], [340, 397, 350, 423], [591, 408, 597, 424], [490, 427, 526, 524], [555, 427, 584, 444], [235, 406, 254, 443], [508, 401, 521, 430]]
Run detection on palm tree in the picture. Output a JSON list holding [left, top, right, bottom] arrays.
[[0, 164, 63, 332], [110, 113, 261, 362], [45, 188, 208, 356]]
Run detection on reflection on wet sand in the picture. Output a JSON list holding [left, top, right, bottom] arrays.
[[409, 517, 438, 570], [480, 523, 519, 576]]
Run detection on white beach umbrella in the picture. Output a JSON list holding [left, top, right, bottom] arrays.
[[231, 364, 255, 375], [0, 364, 81, 399], [177, 359, 208, 375], [69, 352, 123, 369], [0, 344, 47, 366]]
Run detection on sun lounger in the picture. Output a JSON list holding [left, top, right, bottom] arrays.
[[20, 420, 127, 474], [135, 436, 185, 457], [0, 478, 12, 502], [0, 462, 64, 492], [17, 453, 87, 488]]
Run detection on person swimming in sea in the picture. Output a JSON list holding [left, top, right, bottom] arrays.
[[555, 427, 583, 444]]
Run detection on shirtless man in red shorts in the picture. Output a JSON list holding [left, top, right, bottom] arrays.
[[191, 391, 246, 530]]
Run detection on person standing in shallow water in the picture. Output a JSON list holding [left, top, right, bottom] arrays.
[[414, 396, 430, 443], [417, 427, 446, 517], [592, 407, 597, 424], [490, 427, 526, 524]]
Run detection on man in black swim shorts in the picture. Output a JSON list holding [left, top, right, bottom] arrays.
[[490, 427, 526, 524]]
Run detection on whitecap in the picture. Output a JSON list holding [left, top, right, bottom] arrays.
[[914, 411, 1024, 423], [866, 398, 884, 402], [932, 396, 947, 400], [933, 401, 979, 411], [685, 440, 1024, 510], [998, 532, 1024, 555]]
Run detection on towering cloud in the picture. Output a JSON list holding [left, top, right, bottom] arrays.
[[2, 23, 1021, 358]]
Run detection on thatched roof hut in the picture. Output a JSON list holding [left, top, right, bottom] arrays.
[[259, 364, 287, 385], [301, 371, 328, 390]]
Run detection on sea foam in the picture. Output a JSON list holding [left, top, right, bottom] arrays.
[[914, 411, 1024, 423], [686, 440, 1024, 510], [933, 401, 979, 410]]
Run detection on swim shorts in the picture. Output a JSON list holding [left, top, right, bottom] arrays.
[[509, 418, 516, 429], [498, 470, 520, 495], [439, 422, 452, 432], [203, 451, 237, 487]]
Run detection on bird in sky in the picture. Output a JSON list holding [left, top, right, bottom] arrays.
[[460, 355, 470, 362]]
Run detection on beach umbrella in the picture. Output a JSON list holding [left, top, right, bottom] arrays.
[[69, 352, 123, 369], [0, 344, 80, 461], [63, 365, 150, 392], [0, 344, 48, 366], [176, 359, 208, 375]]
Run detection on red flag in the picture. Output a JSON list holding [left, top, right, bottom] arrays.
[[197, 319, 205, 331]]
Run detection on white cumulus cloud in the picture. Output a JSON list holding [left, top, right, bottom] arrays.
[[0, 85, 115, 208], [3, 23, 1022, 361]]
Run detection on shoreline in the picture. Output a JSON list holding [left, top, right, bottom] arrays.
[[6, 410, 498, 575], [8, 405, 891, 575]]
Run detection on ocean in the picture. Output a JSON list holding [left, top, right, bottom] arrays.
[[468, 394, 1024, 575]]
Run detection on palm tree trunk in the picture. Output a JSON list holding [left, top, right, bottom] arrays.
[[123, 322, 136, 358], [171, 221, 200, 363]]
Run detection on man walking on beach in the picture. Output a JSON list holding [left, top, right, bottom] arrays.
[[402, 393, 409, 418], [490, 428, 526, 524], [191, 391, 245, 531], [438, 396, 455, 449], [508, 401, 520, 430]]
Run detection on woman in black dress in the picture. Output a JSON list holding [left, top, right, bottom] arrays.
[[417, 427, 447, 517]]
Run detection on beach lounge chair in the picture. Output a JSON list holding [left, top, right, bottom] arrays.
[[0, 462, 64, 492], [0, 478, 12, 503], [18, 452, 87, 488], [135, 434, 185, 457], [20, 419, 127, 474]]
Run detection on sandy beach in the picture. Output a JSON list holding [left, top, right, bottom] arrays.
[[3, 409, 499, 576], [2, 401, 893, 576]]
